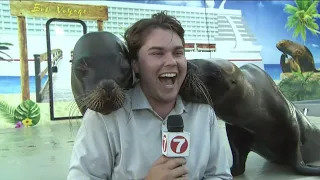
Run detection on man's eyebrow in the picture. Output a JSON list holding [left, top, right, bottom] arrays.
[[147, 46, 184, 51]]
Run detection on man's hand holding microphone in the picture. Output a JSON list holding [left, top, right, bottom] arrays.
[[145, 115, 191, 180]]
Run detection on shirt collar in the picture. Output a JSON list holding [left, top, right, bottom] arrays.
[[130, 82, 187, 115]]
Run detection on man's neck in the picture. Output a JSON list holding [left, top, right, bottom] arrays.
[[139, 82, 176, 119], [148, 98, 176, 120]]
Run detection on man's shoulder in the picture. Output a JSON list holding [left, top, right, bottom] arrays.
[[182, 99, 213, 109], [181, 100, 217, 127], [182, 100, 215, 114]]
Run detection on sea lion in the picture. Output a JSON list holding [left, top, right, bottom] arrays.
[[276, 39, 320, 72], [280, 53, 301, 73], [179, 59, 320, 176], [70, 31, 134, 115]]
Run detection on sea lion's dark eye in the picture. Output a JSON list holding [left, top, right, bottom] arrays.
[[75, 64, 88, 72], [74, 60, 89, 73]]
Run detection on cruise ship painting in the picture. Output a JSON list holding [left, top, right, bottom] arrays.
[[0, 0, 264, 76], [105, 0, 264, 69]]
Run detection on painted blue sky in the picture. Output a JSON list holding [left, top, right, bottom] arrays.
[[111, 0, 320, 64]]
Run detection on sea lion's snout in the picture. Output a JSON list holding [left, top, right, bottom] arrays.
[[98, 79, 118, 93], [276, 40, 286, 51], [82, 78, 125, 115], [231, 79, 237, 85], [276, 39, 292, 55]]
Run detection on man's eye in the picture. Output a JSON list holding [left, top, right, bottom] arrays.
[[151, 52, 163, 56], [175, 51, 184, 56]]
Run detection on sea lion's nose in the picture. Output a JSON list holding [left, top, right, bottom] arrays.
[[98, 79, 117, 93]]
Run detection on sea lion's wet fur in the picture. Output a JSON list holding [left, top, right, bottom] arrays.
[[180, 59, 320, 176], [70, 31, 133, 116], [276, 39, 320, 73]]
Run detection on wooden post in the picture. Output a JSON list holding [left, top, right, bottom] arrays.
[[34, 54, 41, 103], [17, 16, 30, 101], [97, 20, 104, 31], [10, 0, 109, 102]]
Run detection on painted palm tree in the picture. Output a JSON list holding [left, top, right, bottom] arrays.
[[0, 41, 13, 61], [284, 0, 320, 43]]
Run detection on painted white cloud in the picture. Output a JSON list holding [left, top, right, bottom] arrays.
[[258, 1, 264, 8], [311, 44, 319, 48], [185, 1, 203, 7], [205, 0, 215, 8], [271, 1, 294, 5]]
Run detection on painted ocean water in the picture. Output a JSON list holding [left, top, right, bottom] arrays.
[[0, 64, 319, 94], [264, 63, 320, 80]]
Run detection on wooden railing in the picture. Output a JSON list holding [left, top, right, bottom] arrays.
[[33, 49, 63, 103]]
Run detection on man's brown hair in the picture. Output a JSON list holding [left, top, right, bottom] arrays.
[[124, 11, 185, 61]]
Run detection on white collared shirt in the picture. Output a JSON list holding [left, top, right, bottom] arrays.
[[67, 83, 233, 180]]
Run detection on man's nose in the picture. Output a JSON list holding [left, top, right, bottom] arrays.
[[164, 54, 177, 66]]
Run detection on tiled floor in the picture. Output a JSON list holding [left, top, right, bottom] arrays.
[[0, 118, 319, 180]]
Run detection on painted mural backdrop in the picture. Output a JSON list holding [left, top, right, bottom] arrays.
[[113, 0, 320, 101], [0, 0, 319, 130]]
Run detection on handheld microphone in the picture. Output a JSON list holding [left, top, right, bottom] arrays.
[[162, 115, 190, 157]]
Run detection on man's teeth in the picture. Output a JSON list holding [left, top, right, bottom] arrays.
[[160, 73, 177, 78]]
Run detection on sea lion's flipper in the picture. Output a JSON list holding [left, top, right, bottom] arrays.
[[290, 144, 320, 175], [225, 123, 253, 176], [280, 53, 291, 73], [313, 68, 320, 72], [287, 114, 320, 176]]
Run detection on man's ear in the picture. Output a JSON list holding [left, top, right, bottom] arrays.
[[131, 59, 139, 74]]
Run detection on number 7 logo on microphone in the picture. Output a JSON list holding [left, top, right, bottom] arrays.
[[162, 132, 190, 157], [170, 136, 188, 154]]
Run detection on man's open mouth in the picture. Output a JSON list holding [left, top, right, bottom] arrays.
[[159, 73, 177, 86]]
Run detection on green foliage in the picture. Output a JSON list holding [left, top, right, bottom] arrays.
[[278, 71, 320, 101], [14, 100, 41, 126], [0, 100, 16, 124], [0, 99, 41, 127], [0, 41, 13, 60], [284, 0, 320, 43]]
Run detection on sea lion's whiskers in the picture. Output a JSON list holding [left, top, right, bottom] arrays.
[[195, 80, 213, 106], [116, 89, 125, 101], [68, 101, 81, 118], [194, 76, 213, 106], [114, 87, 126, 101], [88, 88, 115, 112], [69, 92, 92, 113], [66, 100, 83, 134], [185, 70, 213, 106], [114, 94, 124, 108], [85, 91, 101, 111], [65, 100, 82, 119], [93, 95, 104, 112]]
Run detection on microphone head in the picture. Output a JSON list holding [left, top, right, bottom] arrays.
[[167, 115, 184, 132]]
